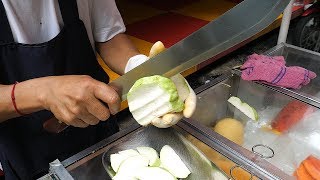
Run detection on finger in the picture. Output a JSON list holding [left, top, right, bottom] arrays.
[[78, 113, 100, 125], [69, 118, 89, 128], [151, 117, 171, 128], [93, 82, 121, 115], [183, 84, 197, 118], [86, 98, 111, 121], [162, 113, 183, 125], [151, 113, 183, 128], [53, 105, 89, 128], [149, 41, 166, 58]]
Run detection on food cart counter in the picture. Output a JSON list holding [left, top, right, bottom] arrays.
[[39, 43, 320, 180]]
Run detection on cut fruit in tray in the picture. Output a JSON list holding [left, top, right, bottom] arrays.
[[227, 96, 259, 121], [109, 145, 191, 180]]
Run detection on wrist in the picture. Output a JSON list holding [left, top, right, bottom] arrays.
[[15, 78, 48, 114], [124, 54, 149, 73]]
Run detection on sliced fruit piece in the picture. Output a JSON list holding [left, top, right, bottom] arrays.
[[136, 146, 160, 167], [170, 74, 190, 102], [135, 167, 177, 180], [228, 96, 259, 121], [160, 145, 191, 178], [118, 149, 140, 157], [294, 163, 315, 180], [303, 155, 320, 180], [271, 100, 315, 132], [213, 118, 244, 145], [111, 149, 140, 173], [110, 153, 128, 173], [114, 155, 149, 180]]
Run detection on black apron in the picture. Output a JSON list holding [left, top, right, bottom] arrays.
[[0, 0, 119, 179]]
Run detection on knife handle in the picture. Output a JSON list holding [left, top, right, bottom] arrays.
[[43, 117, 69, 133]]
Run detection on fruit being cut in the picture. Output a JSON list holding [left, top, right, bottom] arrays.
[[127, 75, 188, 126], [227, 96, 259, 121], [160, 145, 191, 178]]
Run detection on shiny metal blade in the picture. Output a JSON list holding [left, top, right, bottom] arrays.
[[110, 0, 291, 101]]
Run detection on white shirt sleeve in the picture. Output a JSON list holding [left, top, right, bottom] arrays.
[[90, 0, 126, 43]]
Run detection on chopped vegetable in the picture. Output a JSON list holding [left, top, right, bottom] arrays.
[[127, 75, 189, 126], [111, 149, 140, 172], [114, 155, 149, 180], [160, 145, 191, 178], [227, 96, 259, 121], [135, 167, 176, 180], [110, 146, 191, 179], [136, 146, 160, 167], [294, 162, 314, 180], [302, 155, 320, 179], [271, 100, 315, 132], [214, 118, 244, 145]]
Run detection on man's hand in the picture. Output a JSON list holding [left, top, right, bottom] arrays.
[[126, 41, 197, 128], [40, 75, 120, 128]]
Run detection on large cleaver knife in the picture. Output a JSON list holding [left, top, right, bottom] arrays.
[[43, 0, 291, 133]]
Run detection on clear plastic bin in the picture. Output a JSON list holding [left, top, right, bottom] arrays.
[[263, 43, 320, 108], [191, 73, 320, 177]]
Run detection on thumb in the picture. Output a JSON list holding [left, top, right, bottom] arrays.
[[183, 82, 197, 118], [149, 41, 166, 58]]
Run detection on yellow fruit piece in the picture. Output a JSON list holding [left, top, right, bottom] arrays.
[[213, 118, 244, 145]]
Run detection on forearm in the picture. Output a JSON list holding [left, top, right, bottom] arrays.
[[96, 33, 140, 75], [0, 78, 45, 122]]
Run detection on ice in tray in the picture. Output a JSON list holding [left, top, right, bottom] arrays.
[[191, 73, 320, 176]]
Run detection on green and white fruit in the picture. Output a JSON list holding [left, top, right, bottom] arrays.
[[135, 167, 177, 180], [110, 146, 191, 179], [127, 75, 189, 126], [136, 146, 160, 167], [227, 96, 259, 121], [113, 155, 149, 180], [170, 74, 190, 102], [118, 149, 140, 157], [160, 145, 191, 178], [111, 149, 140, 172]]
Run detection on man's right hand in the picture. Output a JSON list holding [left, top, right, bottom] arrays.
[[40, 75, 120, 128]]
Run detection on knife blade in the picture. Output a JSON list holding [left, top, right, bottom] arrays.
[[44, 0, 291, 133], [111, 0, 291, 101]]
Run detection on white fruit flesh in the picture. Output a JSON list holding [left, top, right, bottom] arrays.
[[170, 74, 190, 102], [135, 167, 177, 180], [136, 147, 160, 167], [160, 145, 191, 178], [114, 155, 149, 180], [227, 96, 259, 121], [118, 149, 140, 157], [127, 75, 185, 126]]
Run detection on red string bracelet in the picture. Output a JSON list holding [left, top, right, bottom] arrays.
[[11, 81, 26, 116]]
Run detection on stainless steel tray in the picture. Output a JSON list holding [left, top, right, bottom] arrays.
[[262, 43, 320, 108], [101, 126, 229, 180]]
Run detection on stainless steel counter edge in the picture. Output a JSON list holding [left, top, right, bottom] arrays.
[[61, 123, 141, 167]]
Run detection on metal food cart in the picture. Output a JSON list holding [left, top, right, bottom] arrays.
[[39, 0, 320, 179]]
